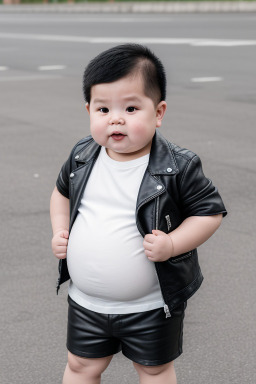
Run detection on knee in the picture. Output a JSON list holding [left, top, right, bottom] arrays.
[[67, 353, 86, 374], [134, 361, 175, 378], [67, 351, 111, 377]]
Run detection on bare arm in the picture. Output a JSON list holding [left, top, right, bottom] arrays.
[[50, 186, 70, 259], [143, 214, 223, 262]]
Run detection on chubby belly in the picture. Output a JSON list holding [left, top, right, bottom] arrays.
[[67, 213, 160, 302]]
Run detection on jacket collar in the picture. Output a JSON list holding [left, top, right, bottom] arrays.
[[148, 129, 178, 176], [75, 137, 101, 164], [76, 129, 178, 175]]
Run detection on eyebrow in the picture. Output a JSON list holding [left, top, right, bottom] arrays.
[[123, 96, 142, 103], [93, 98, 107, 104], [93, 96, 142, 104]]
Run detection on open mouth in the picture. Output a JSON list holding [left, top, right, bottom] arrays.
[[111, 132, 126, 141]]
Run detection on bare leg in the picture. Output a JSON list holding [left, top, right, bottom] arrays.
[[63, 351, 113, 384], [133, 361, 177, 384]]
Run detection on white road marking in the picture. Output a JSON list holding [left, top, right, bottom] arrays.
[[0, 17, 174, 24], [0, 66, 8, 71], [0, 33, 256, 47], [0, 33, 91, 43], [91, 37, 256, 47], [38, 65, 66, 71], [191, 77, 223, 82], [191, 40, 256, 47], [0, 15, 256, 24], [0, 75, 62, 82]]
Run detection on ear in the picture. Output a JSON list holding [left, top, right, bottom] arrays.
[[156, 101, 167, 128], [85, 102, 90, 115]]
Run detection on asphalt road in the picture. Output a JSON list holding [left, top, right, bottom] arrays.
[[0, 12, 256, 384]]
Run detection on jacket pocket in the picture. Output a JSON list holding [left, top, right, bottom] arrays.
[[170, 251, 193, 263]]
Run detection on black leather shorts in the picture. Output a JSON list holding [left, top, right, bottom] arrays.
[[67, 296, 185, 366]]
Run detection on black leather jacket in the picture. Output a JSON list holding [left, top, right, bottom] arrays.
[[56, 130, 227, 314]]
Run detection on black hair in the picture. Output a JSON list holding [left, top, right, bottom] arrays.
[[83, 44, 166, 106]]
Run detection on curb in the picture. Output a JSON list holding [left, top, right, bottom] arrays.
[[1, 2, 256, 13]]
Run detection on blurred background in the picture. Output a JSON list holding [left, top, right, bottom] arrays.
[[0, 5, 256, 384]]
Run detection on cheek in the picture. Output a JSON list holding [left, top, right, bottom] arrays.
[[90, 120, 107, 144], [90, 118, 105, 134], [130, 123, 148, 136], [129, 121, 154, 141]]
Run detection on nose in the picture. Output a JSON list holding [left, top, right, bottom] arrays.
[[109, 114, 124, 125]]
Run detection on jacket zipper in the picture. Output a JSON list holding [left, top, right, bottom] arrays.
[[155, 196, 160, 230], [164, 304, 171, 318], [155, 196, 171, 318]]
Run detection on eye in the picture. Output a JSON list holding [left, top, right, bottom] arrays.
[[99, 107, 109, 113], [126, 106, 137, 113]]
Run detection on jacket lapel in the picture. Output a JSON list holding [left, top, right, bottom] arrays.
[[136, 130, 178, 210]]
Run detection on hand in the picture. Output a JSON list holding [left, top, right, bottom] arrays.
[[143, 230, 174, 262], [51, 230, 69, 259]]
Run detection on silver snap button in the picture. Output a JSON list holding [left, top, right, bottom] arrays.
[[167, 167, 172, 173], [75, 155, 80, 160], [70, 173, 75, 178], [157, 185, 162, 190]]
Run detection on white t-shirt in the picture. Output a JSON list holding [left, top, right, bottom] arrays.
[[67, 147, 164, 314]]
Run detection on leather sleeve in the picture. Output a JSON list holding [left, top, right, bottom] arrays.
[[179, 154, 227, 218], [55, 136, 95, 200], [56, 147, 76, 199]]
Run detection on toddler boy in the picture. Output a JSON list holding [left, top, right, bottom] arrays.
[[50, 44, 227, 384]]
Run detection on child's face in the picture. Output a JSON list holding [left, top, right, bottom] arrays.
[[86, 74, 166, 161]]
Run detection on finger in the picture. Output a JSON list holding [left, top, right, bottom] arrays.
[[143, 239, 154, 251], [55, 248, 67, 256], [56, 253, 67, 259], [61, 230, 69, 239], [53, 246, 67, 256], [152, 229, 165, 236], [144, 234, 155, 244], [56, 238, 68, 246], [57, 245, 67, 253], [144, 249, 153, 258], [146, 254, 155, 262]]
